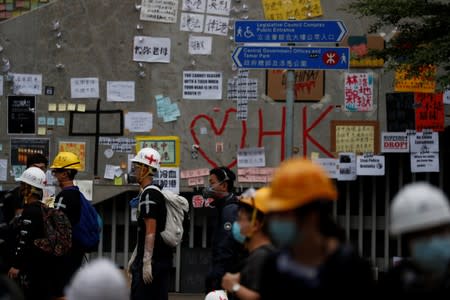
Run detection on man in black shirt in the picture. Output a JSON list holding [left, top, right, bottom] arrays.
[[127, 147, 173, 300]]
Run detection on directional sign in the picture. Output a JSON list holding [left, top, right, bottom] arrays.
[[232, 46, 350, 70], [234, 20, 348, 43]]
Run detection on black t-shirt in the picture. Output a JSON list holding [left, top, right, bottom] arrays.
[[54, 188, 81, 226], [260, 243, 375, 298], [240, 244, 276, 293], [135, 186, 173, 262]]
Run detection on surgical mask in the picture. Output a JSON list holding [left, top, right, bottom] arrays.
[[268, 219, 299, 248], [202, 181, 226, 199], [232, 221, 246, 244], [411, 235, 450, 275]]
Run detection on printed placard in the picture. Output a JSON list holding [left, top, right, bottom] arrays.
[[183, 71, 222, 99], [356, 155, 385, 176], [153, 167, 180, 194], [409, 131, 439, 153], [381, 132, 409, 153], [237, 147, 265, 168], [415, 92, 444, 132], [133, 36, 171, 63], [410, 152, 439, 173]]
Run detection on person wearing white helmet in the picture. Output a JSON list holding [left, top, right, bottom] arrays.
[[127, 147, 173, 300], [205, 289, 228, 300], [7, 167, 56, 300], [379, 182, 450, 292]]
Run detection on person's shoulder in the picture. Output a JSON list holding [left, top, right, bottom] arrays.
[[141, 185, 165, 201]]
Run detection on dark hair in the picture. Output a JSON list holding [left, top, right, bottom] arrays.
[[210, 167, 236, 192], [294, 200, 346, 242], [26, 153, 48, 168]]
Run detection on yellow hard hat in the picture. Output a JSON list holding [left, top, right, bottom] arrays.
[[240, 186, 271, 214], [267, 158, 337, 212], [50, 152, 82, 170]]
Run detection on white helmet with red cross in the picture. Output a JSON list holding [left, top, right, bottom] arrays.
[[205, 290, 228, 300], [131, 147, 161, 171]]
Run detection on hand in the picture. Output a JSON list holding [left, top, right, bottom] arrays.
[[8, 267, 19, 279], [142, 259, 153, 284], [221, 272, 240, 293]]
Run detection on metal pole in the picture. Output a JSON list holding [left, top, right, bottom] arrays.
[[285, 70, 295, 159]]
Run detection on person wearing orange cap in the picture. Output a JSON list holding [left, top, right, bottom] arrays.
[[259, 158, 375, 297], [221, 187, 276, 300]]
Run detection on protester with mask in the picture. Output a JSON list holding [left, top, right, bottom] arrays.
[[204, 167, 245, 296], [127, 147, 173, 300], [259, 158, 375, 297], [7, 167, 55, 300], [221, 187, 276, 300], [378, 182, 450, 293]]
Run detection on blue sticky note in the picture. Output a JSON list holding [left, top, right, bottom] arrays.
[[57, 117, 65, 126], [47, 117, 55, 126], [38, 116, 47, 125]]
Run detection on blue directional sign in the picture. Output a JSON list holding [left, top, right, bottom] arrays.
[[232, 46, 350, 70], [234, 20, 348, 43]]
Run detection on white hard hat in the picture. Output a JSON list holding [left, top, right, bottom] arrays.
[[131, 147, 161, 170], [17, 167, 46, 189], [205, 290, 228, 300], [390, 182, 450, 235]]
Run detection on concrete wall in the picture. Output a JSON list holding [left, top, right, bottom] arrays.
[[0, 0, 397, 199]]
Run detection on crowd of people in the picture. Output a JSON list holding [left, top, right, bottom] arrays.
[[1, 148, 450, 299]]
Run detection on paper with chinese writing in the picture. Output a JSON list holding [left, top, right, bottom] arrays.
[[344, 73, 373, 111], [133, 36, 171, 63], [188, 35, 212, 55], [415, 92, 444, 132], [206, 0, 231, 16], [204, 15, 229, 36], [153, 167, 180, 193], [11, 73, 42, 95], [182, 0, 206, 13], [140, 0, 178, 23], [180, 13, 204, 32], [237, 147, 266, 168], [70, 77, 99, 99]]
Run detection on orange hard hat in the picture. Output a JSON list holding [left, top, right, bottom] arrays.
[[239, 186, 271, 214], [267, 158, 337, 212]]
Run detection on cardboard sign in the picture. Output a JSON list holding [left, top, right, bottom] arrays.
[[267, 70, 324, 101]]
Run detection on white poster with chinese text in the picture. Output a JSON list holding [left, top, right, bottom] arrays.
[[140, 0, 178, 23], [188, 35, 212, 55], [70, 77, 99, 99], [11, 73, 42, 95], [133, 36, 171, 63], [204, 15, 229, 36]]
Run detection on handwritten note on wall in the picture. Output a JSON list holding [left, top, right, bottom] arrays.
[[344, 72, 373, 112], [140, 0, 179, 23]]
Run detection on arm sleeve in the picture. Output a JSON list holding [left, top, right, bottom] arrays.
[[11, 208, 37, 269]]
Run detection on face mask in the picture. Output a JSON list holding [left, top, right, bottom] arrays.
[[268, 219, 299, 248], [202, 181, 226, 199], [412, 235, 450, 275], [232, 221, 246, 244]]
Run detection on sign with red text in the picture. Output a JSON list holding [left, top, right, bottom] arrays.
[[381, 132, 409, 153], [344, 72, 373, 112], [415, 92, 444, 132]]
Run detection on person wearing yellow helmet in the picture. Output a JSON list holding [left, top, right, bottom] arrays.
[[49, 151, 84, 300], [258, 158, 374, 297], [221, 187, 276, 300]]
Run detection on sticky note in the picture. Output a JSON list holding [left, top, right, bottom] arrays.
[[67, 103, 76, 111], [38, 127, 46, 135], [58, 103, 67, 111], [77, 103, 86, 112], [48, 103, 57, 112]]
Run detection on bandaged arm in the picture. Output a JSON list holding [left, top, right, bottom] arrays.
[[142, 218, 156, 284]]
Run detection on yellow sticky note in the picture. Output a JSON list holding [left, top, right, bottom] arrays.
[[114, 176, 123, 185], [77, 103, 86, 112], [38, 127, 46, 135], [311, 152, 319, 160], [67, 103, 76, 111], [48, 103, 57, 112], [58, 103, 67, 111]]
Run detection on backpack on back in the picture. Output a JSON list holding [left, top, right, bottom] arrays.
[[66, 186, 102, 252], [34, 204, 72, 256], [145, 185, 190, 247]]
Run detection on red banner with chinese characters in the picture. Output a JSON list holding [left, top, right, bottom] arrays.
[[415, 92, 444, 132]]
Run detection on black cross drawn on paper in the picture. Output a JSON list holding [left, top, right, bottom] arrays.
[[69, 99, 123, 176]]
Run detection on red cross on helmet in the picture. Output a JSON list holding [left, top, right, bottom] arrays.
[[131, 147, 161, 170]]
